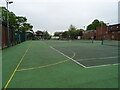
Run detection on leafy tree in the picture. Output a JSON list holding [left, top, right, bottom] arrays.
[[68, 25, 77, 39], [92, 19, 99, 29], [87, 24, 94, 30], [1, 7, 34, 40], [99, 21, 106, 26], [35, 30, 51, 39], [87, 19, 106, 30], [15, 16, 27, 31], [26, 31, 34, 40], [62, 31, 69, 39], [76, 29, 84, 36], [60, 25, 84, 40], [8, 12, 17, 27], [68, 25, 76, 31], [20, 23, 33, 33], [43, 31, 50, 39], [1, 7, 17, 28], [1, 7, 7, 22], [54, 32, 62, 36]]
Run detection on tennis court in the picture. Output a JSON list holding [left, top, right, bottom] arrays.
[[46, 40, 119, 68], [2, 40, 119, 88]]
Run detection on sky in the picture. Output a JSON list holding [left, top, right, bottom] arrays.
[[0, 0, 119, 34]]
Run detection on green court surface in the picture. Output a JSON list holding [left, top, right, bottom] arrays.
[[2, 40, 119, 88]]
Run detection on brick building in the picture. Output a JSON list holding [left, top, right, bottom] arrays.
[[108, 24, 120, 40], [82, 24, 120, 41], [82, 30, 96, 39], [96, 25, 108, 40]]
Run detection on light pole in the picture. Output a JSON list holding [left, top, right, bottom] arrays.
[[5, 0, 13, 47]]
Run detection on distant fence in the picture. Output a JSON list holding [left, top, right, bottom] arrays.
[[1, 21, 27, 49]]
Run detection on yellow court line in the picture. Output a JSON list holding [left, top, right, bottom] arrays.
[[3, 43, 32, 90], [17, 51, 76, 72]]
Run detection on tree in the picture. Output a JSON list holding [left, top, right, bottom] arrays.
[[68, 25, 77, 39], [92, 19, 99, 29], [43, 31, 50, 39], [35, 30, 51, 39], [99, 21, 106, 26], [1, 7, 34, 40], [8, 12, 17, 27], [1, 7, 17, 27], [26, 31, 34, 40], [87, 24, 94, 30], [54, 32, 62, 36], [62, 31, 69, 39], [20, 23, 33, 33], [76, 29, 84, 36], [15, 16, 27, 31], [87, 19, 106, 30], [60, 25, 84, 40], [1, 7, 7, 22]]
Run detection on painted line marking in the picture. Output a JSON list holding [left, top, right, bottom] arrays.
[[3, 43, 31, 89], [50, 46, 86, 68], [17, 49, 76, 71], [17, 60, 69, 71], [86, 63, 120, 68], [77, 56, 118, 61]]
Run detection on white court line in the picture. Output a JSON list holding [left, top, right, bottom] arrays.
[[77, 56, 118, 61], [86, 63, 120, 68], [50, 46, 87, 68], [50, 46, 119, 69]]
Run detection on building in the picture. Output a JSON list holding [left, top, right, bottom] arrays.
[[82, 24, 120, 41], [82, 30, 96, 39], [96, 25, 108, 40], [108, 24, 120, 40]]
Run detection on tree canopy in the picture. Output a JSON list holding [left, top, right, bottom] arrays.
[[1, 7, 34, 39], [54, 32, 62, 36], [54, 25, 84, 40], [35, 30, 51, 39], [86, 19, 106, 30]]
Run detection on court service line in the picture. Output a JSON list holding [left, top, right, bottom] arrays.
[[3, 43, 32, 90], [50, 46, 87, 68], [86, 63, 119, 68], [77, 56, 118, 61]]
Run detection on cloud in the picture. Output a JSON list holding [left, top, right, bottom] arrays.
[[1, 0, 118, 33]]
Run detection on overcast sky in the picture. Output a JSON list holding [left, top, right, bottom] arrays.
[[0, 0, 119, 34]]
